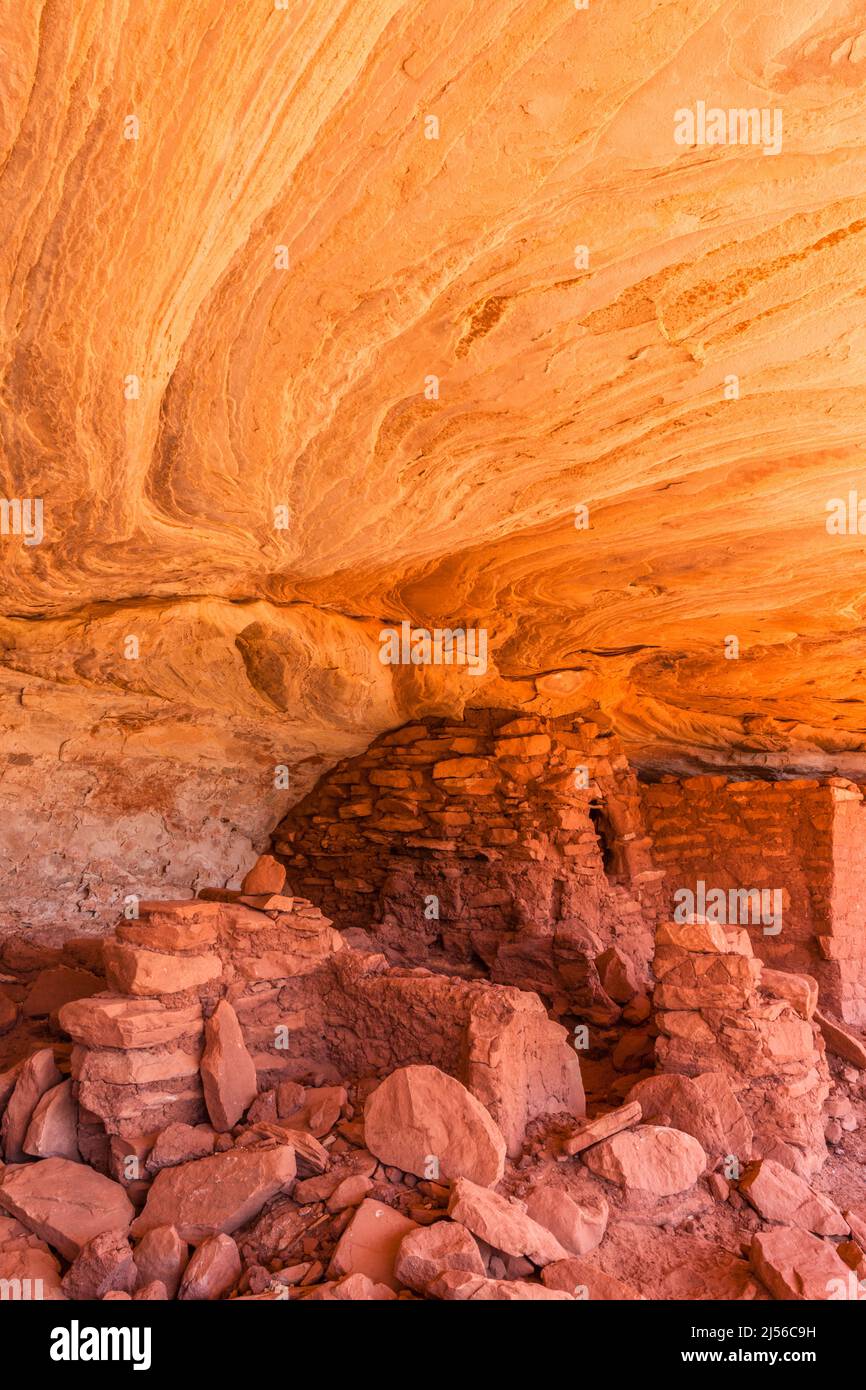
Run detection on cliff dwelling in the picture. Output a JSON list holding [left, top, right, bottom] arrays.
[[2, 0, 866, 1341]]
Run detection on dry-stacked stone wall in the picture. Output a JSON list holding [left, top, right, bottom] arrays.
[[272, 709, 664, 1014]]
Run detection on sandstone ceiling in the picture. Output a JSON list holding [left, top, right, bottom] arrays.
[[3, 0, 866, 925]]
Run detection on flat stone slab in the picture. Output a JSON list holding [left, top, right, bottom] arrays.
[[0, 1157, 133, 1262], [130, 1146, 296, 1244]]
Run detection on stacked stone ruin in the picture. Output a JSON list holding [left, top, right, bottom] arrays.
[[58, 888, 584, 1183], [273, 710, 664, 1016], [652, 919, 831, 1176]]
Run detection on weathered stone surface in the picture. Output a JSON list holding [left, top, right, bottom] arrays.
[[177, 1233, 241, 1301], [23, 1080, 80, 1162], [145, 1123, 216, 1174], [750, 1227, 851, 1301], [626, 1072, 752, 1166], [364, 1065, 506, 1187], [430, 1270, 573, 1301], [200, 1000, 257, 1132], [61, 1229, 137, 1300], [1, 1049, 62, 1162], [0, 1158, 134, 1261], [131, 1147, 296, 1244], [524, 1186, 608, 1257], [815, 1011, 866, 1069], [0, 1243, 67, 1300], [241, 856, 286, 896], [133, 1225, 188, 1299], [581, 1126, 707, 1197], [739, 1160, 848, 1236], [394, 1221, 486, 1293], [327, 1199, 418, 1292], [59, 995, 202, 1050], [447, 1178, 569, 1267], [542, 1258, 643, 1300], [104, 943, 221, 997]]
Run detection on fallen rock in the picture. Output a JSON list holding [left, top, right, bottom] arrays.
[[626, 1072, 752, 1165], [145, 1123, 216, 1174], [0, 1157, 133, 1261], [750, 1227, 851, 1301], [447, 1177, 569, 1266], [761, 970, 818, 1020], [177, 1232, 241, 1300], [582, 1125, 706, 1197], [0, 1243, 66, 1300], [814, 1010, 866, 1069], [306, 1272, 397, 1301], [542, 1258, 643, 1300], [739, 1159, 848, 1236], [595, 947, 639, 1004], [325, 1175, 373, 1213], [133, 1225, 188, 1299], [394, 1220, 486, 1293], [134, 1280, 168, 1300], [1, 1049, 62, 1162], [327, 1198, 418, 1291], [524, 1186, 608, 1256], [241, 855, 286, 896], [23, 1080, 80, 1162], [429, 1270, 573, 1300], [61, 1229, 137, 1299], [364, 1065, 506, 1187], [131, 1146, 296, 1243], [200, 1000, 257, 1132]]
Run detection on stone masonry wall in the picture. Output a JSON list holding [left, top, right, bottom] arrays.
[[642, 776, 866, 1026], [271, 709, 665, 1016]]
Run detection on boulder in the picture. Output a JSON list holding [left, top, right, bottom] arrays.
[[61, 1229, 137, 1299], [394, 1220, 486, 1293], [626, 1072, 752, 1164], [327, 1198, 418, 1291], [582, 1125, 706, 1197], [739, 1160, 848, 1236], [750, 1227, 851, 1301], [177, 1232, 241, 1300], [0, 1157, 133, 1261], [23, 1080, 80, 1162], [1, 1049, 62, 1162], [524, 1186, 608, 1257], [200, 1000, 257, 1132], [130, 1146, 296, 1244], [0, 1243, 66, 1300], [145, 1123, 215, 1174], [447, 1177, 570, 1266], [241, 855, 286, 896], [364, 1065, 506, 1187], [133, 1225, 188, 1299]]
